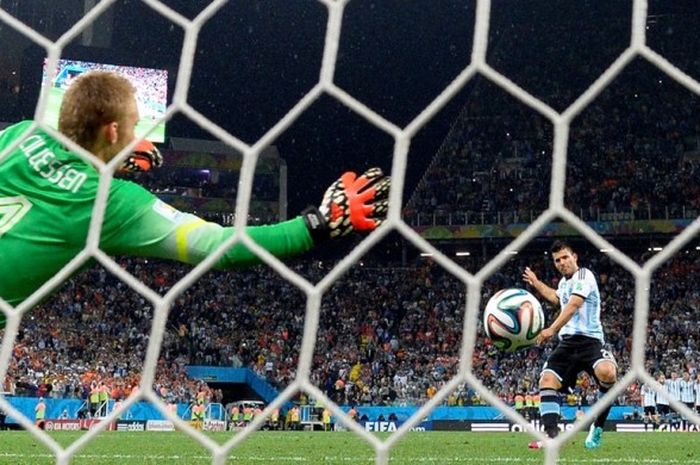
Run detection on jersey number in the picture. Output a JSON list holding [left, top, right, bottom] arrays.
[[0, 195, 32, 238]]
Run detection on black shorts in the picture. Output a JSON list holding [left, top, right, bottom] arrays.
[[643, 406, 656, 415], [657, 404, 670, 416], [541, 335, 617, 391]]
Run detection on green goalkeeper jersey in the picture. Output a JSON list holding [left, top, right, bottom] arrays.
[[0, 121, 314, 310]]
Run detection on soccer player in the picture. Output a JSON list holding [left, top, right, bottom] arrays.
[[661, 370, 684, 429], [679, 371, 695, 430], [522, 240, 618, 450], [35, 397, 46, 430], [694, 373, 700, 415], [0, 405, 6, 430], [655, 373, 670, 417], [666, 371, 681, 402], [0, 71, 390, 315], [640, 382, 658, 431]]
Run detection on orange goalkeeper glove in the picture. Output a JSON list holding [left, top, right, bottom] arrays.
[[302, 167, 390, 242], [118, 139, 163, 173]]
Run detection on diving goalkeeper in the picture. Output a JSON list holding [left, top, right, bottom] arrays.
[[0, 71, 390, 316]]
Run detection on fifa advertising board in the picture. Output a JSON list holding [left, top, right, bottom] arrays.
[[433, 419, 699, 433]]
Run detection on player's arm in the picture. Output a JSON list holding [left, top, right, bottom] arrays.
[[101, 168, 390, 268], [522, 267, 559, 306], [536, 294, 585, 345], [546, 294, 584, 333]]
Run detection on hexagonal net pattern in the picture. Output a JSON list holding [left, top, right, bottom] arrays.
[[1, 1, 700, 465]]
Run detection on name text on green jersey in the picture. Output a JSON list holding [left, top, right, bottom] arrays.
[[20, 135, 87, 193]]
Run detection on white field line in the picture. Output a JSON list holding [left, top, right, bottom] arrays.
[[0, 453, 698, 464]]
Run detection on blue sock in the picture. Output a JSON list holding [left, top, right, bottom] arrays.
[[539, 389, 561, 438], [594, 383, 613, 429]]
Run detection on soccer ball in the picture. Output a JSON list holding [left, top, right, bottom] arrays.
[[483, 288, 544, 352]]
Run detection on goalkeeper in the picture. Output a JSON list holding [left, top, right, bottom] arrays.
[[0, 71, 390, 314]]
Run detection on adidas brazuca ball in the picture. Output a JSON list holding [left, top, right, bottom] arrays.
[[483, 288, 545, 352]]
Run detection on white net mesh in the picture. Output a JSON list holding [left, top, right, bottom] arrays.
[[0, 0, 699, 464]]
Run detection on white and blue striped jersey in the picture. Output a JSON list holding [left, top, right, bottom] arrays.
[[656, 381, 670, 406], [665, 377, 681, 402], [641, 383, 656, 407], [556, 267, 604, 342], [695, 381, 700, 406], [680, 379, 695, 403]]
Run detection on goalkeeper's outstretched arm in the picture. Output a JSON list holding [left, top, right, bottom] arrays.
[[101, 168, 391, 269]]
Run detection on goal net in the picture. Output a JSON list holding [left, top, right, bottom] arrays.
[[0, 1, 699, 465]]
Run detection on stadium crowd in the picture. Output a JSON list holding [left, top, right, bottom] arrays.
[[3, 246, 698, 411], [3, 264, 223, 407], [404, 13, 700, 226], [123, 162, 281, 226]]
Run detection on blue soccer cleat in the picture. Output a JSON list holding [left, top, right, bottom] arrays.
[[584, 425, 603, 449]]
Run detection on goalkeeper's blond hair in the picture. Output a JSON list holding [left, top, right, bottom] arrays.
[[58, 71, 136, 150]]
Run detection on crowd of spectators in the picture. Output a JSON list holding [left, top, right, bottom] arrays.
[[405, 12, 700, 226], [135, 166, 279, 203], [123, 163, 281, 226], [3, 244, 698, 411], [3, 264, 222, 407]]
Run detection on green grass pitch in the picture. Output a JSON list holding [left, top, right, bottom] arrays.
[[0, 431, 697, 464]]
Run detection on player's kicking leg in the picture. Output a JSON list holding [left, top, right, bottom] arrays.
[[529, 349, 570, 451], [529, 382, 563, 449], [585, 354, 618, 450]]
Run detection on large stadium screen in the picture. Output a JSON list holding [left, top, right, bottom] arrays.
[[41, 58, 168, 143]]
